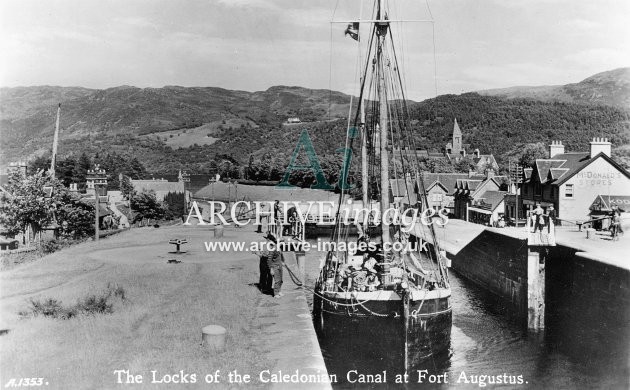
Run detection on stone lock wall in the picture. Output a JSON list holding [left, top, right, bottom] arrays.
[[449, 230, 530, 319], [546, 246, 630, 361]]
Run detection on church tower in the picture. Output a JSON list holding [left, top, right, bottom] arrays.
[[452, 118, 462, 155]]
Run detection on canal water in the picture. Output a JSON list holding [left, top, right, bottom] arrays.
[[309, 270, 628, 389]]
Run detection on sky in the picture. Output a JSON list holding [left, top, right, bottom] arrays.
[[1, 0, 628, 101]]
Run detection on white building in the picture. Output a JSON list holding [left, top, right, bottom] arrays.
[[520, 138, 630, 223]]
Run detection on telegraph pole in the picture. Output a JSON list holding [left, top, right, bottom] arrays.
[[50, 104, 61, 179], [87, 165, 107, 241]]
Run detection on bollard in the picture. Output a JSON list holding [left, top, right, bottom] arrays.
[[440, 250, 452, 268], [295, 251, 306, 284], [214, 225, 224, 238], [586, 228, 595, 239], [202, 325, 226, 352]]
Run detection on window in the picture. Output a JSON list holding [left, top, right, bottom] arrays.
[[535, 183, 542, 197], [432, 194, 443, 202], [565, 184, 574, 198]]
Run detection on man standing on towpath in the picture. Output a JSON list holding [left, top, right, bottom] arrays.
[[264, 231, 284, 298]]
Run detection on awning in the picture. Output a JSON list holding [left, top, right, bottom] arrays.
[[468, 207, 493, 215], [589, 195, 630, 211]]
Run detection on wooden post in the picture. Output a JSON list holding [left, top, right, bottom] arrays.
[[527, 247, 545, 331]]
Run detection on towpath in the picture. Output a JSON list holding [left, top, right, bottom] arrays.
[[0, 223, 330, 389]]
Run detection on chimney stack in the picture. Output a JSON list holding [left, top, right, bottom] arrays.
[[589, 137, 611, 158], [548, 141, 565, 158]]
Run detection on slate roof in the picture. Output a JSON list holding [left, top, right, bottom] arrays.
[[534, 159, 567, 183], [477, 190, 507, 212], [455, 179, 482, 192], [194, 182, 339, 202], [473, 154, 498, 168], [489, 175, 509, 189], [390, 178, 418, 204], [392, 149, 444, 160], [131, 179, 184, 194], [526, 152, 630, 186], [421, 173, 485, 194]]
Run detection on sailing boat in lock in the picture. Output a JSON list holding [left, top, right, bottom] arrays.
[[313, 0, 452, 359]]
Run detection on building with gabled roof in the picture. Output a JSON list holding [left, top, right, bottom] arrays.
[[453, 173, 509, 222], [467, 190, 508, 226], [520, 138, 630, 224], [389, 177, 418, 207], [419, 172, 486, 214], [393, 119, 497, 174]]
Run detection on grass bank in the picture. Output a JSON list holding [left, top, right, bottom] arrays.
[[0, 226, 266, 389]]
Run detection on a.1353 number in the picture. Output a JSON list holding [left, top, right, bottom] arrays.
[[4, 378, 47, 387]]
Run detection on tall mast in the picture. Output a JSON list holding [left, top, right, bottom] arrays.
[[360, 98, 369, 207], [377, 1, 391, 245], [50, 103, 61, 179]]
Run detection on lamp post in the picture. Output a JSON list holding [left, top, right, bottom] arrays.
[[87, 165, 107, 242]]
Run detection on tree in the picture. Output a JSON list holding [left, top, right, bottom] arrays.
[[56, 156, 77, 187], [56, 195, 95, 239], [28, 155, 51, 175], [74, 153, 92, 191], [129, 157, 146, 179], [131, 190, 165, 222], [163, 192, 185, 220], [0, 170, 95, 240], [453, 157, 477, 173], [518, 143, 547, 168], [119, 175, 135, 201], [427, 159, 455, 173], [0, 171, 56, 238]]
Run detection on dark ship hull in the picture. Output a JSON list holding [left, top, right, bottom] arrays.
[[313, 293, 452, 378], [313, 287, 452, 359]]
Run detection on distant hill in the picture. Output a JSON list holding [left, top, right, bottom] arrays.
[[0, 85, 351, 166], [409, 93, 630, 168], [478, 68, 630, 108], [1, 68, 629, 174]]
